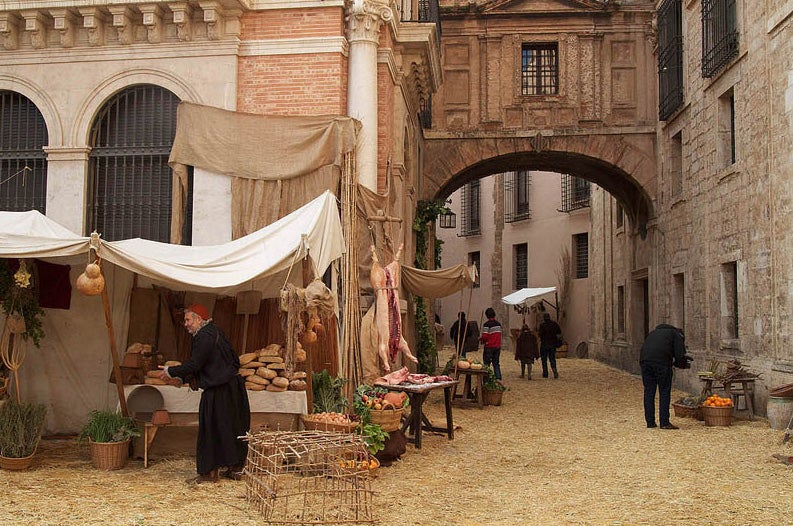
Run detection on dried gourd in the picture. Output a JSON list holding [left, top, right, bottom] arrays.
[[76, 263, 105, 296], [295, 348, 307, 362], [85, 263, 102, 279]]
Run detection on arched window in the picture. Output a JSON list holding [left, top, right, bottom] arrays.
[[0, 91, 48, 212], [87, 84, 192, 243]]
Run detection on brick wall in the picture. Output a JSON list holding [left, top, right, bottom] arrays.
[[240, 9, 344, 39]]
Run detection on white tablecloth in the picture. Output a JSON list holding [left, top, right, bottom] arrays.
[[123, 384, 307, 414]]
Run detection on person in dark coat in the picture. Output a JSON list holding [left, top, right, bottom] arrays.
[[514, 324, 540, 379], [449, 312, 479, 358], [158, 304, 251, 483], [538, 312, 562, 379], [640, 324, 688, 430]]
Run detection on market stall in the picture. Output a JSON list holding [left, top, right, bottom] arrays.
[[0, 191, 344, 435]]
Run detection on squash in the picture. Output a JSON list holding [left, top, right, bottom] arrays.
[[457, 360, 471, 369]]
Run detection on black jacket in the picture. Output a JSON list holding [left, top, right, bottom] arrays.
[[169, 322, 241, 389], [639, 324, 687, 367]]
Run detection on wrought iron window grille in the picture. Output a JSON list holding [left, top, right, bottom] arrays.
[[658, 0, 684, 120], [459, 180, 481, 237], [559, 174, 590, 213], [504, 170, 531, 223], [0, 90, 48, 213], [701, 0, 738, 78], [521, 44, 559, 96], [574, 233, 589, 279], [514, 243, 528, 290]]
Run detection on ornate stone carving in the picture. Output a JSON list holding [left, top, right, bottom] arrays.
[[530, 131, 548, 152], [199, 1, 222, 40], [50, 9, 77, 48], [346, 0, 392, 44], [79, 7, 107, 46], [170, 2, 193, 42], [108, 6, 134, 45], [139, 4, 163, 44], [646, 16, 658, 53], [0, 13, 20, 51], [21, 11, 49, 50]]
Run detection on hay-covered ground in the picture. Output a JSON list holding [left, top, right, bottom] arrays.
[[3, 356, 793, 526]]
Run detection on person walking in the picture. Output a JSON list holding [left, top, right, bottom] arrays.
[[480, 307, 503, 381], [514, 324, 540, 379], [640, 324, 688, 430], [538, 312, 562, 379], [158, 304, 251, 483], [450, 312, 479, 358]]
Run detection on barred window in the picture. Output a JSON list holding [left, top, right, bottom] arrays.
[[559, 174, 590, 212], [504, 170, 530, 223], [87, 85, 192, 243], [0, 91, 48, 212], [701, 0, 738, 78], [616, 201, 624, 229], [460, 180, 480, 237], [574, 233, 588, 279], [521, 44, 559, 96], [658, 0, 684, 120], [616, 285, 625, 334], [514, 243, 528, 290]]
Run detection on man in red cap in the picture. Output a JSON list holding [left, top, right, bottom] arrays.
[[158, 304, 250, 483]]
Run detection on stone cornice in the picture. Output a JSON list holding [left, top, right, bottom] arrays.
[[239, 35, 347, 56]]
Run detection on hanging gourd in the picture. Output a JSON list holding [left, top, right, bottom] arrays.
[[76, 259, 105, 296]]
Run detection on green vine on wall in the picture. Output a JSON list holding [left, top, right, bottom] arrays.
[[412, 200, 451, 373]]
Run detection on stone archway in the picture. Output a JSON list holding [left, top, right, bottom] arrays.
[[422, 131, 656, 234]]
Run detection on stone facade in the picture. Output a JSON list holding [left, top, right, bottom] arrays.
[[588, 1, 793, 409]]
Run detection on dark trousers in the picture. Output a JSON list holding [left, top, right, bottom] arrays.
[[540, 344, 557, 377], [483, 347, 501, 380], [641, 362, 673, 427]]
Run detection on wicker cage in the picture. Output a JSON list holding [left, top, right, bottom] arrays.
[[244, 430, 375, 524], [368, 408, 403, 432], [672, 403, 703, 420], [89, 439, 130, 470], [702, 405, 733, 427]]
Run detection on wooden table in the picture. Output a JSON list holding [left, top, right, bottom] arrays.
[[699, 377, 756, 420], [379, 380, 457, 449], [451, 369, 487, 409]]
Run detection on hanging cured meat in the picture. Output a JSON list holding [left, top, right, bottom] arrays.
[[370, 243, 418, 372]]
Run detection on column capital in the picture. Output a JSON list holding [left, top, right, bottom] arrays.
[[346, 0, 392, 45]]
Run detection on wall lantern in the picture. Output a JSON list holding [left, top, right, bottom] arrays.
[[439, 209, 456, 229]]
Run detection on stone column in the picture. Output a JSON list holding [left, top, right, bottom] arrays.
[[346, 0, 391, 192], [43, 147, 91, 234]]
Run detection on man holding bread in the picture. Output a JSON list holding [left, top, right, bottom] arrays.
[[158, 303, 250, 483]]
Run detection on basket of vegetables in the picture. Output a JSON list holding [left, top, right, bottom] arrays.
[[672, 396, 704, 420], [354, 385, 408, 432]]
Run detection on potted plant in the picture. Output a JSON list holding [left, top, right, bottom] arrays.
[[78, 410, 140, 470], [482, 366, 507, 406], [0, 398, 47, 470]]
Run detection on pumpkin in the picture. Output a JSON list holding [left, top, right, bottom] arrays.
[[457, 360, 471, 369], [76, 271, 105, 296], [85, 262, 102, 279]]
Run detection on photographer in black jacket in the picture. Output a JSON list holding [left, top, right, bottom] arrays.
[[639, 324, 689, 430]]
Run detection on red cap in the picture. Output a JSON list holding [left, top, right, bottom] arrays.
[[185, 304, 211, 321]]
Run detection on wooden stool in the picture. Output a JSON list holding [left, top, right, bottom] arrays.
[[451, 369, 485, 409]]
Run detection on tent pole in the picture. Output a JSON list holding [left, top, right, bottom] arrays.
[[101, 277, 129, 417]]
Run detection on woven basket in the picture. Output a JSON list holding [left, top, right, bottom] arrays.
[[368, 408, 403, 432], [702, 405, 733, 427], [483, 388, 504, 406], [89, 439, 130, 470], [0, 451, 36, 470], [301, 414, 358, 433], [672, 403, 703, 420]]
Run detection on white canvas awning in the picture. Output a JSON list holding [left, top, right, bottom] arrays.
[[0, 191, 344, 296], [501, 287, 557, 306]]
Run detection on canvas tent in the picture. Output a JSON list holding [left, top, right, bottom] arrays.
[[501, 287, 559, 318], [0, 191, 344, 433]]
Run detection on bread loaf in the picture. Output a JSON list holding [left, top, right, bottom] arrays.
[[266, 384, 287, 392], [247, 374, 270, 386], [267, 362, 286, 370], [242, 361, 264, 369], [164, 360, 181, 367], [272, 376, 289, 389], [245, 382, 266, 391], [239, 368, 255, 377], [291, 371, 307, 380], [288, 379, 307, 391], [258, 344, 282, 357], [146, 370, 162, 378], [259, 356, 284, 364], [256, 367, 277, 380], [239, 352, 259, 365], [145, 377, 167, 385]]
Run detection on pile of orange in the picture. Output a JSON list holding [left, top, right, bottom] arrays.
[[702, 394, 733, 407]]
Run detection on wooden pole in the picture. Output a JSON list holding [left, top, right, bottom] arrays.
[[100, 273, 129, 417], [302, 256, 314, 414]]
